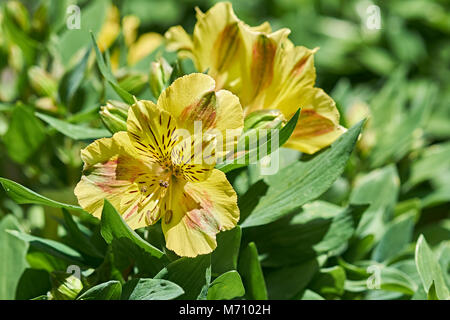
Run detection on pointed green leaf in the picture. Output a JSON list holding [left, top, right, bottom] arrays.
[[78, 280, 121, 300], [207, 271, 245, 300], [121, 278, 184, 300], [0, 178, 84, 213], [0, 215, 29, 299], [36, 112, 111, 140], [241, 121, 363, 227], [100, 200, 164, 258], [154, 255, 211, 300], [216, 109, 300, 173], [238, 242, 268, 300], [90, 32, 134, 104], [415, 235, 450, 300]]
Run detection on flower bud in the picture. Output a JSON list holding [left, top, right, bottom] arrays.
[[243, 109, 286, 132], [49, 272, 83, 300], [232, 110, 286, 159], [28, 66, 57, 98], [149, 57, 173, 98], [100, 100, 129, 133]]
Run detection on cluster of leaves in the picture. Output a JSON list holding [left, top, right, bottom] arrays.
[[0, 0, 449, 300]]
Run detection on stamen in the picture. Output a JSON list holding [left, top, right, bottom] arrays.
[[165, 209, 173, 224], [164, 175, 174, 224]]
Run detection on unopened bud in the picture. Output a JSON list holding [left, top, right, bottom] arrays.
[[149, 58, 172, 98], [100, 100, 129, 133], [49, 272, 83, 300]]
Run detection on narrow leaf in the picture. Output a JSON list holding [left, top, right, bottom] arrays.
[[100, 200, 164, 258]]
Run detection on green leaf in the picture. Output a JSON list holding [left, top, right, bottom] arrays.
[[77, 281, 122, 300], [154, 255, 211, 300], [0, 178, 84, 213], [344, 264, 417, 295], [369, 81, 436, 168], [350, 165, 400, 240], [211, 226, 241, 277], [121, 278, 184, 300], [237, 242, 268, 300], [58, 48, 91, 106], [3, 105, 46, 163], [243, 201, 357, 267], [62, 209, 104, 259], [100, 200, 164, 259], [207, 271, 245, 300], [0, 103, 13, 112], [404, 142, 450, 191], [90, 32, 134, 104], [372, 212, 415, 262], [298, 289, 325, 300], [265, 258, 320, 300], [2, 6, 39, 65], [36, 112, 111, 140], [309, 266, 346, 299], [378, 266, 418, 295], [216, 109, 299, 173], [415, 235, 450, 300], [240, 121, 363, 228], [7, 230, 87, 265], [0, 215, 29, 299]]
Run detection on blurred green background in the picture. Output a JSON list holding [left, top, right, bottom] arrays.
[[0, 0, 449, 300]]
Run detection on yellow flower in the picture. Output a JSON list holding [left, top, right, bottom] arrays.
[[75, 73, 243, 257], [165, 1, 346, 154]]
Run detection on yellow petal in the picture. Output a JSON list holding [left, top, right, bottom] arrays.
[[122, 15, 140, 47], [238, 27, 291, 109], [282, 88, 346, 154], [248, 21, 272, 33], [97, 6, 120, 52], [162, 169, 239, 257], [256, 44, 318, 113], [127, 99, 178, 164], [192, 2, 242, 87], [170, 133, 216, 182], [164, 25, 194, 60], [127, 32, 163, 66], [75, 132, 165, 229], [75, 132, 149, 229]]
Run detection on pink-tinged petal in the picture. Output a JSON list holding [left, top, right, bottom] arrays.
[[158, 73, 243, 157], [75, 133, 141, 222], [282, 88, 346, 154], [74, 132, 158, 229], [191, 2, 242, 81]]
